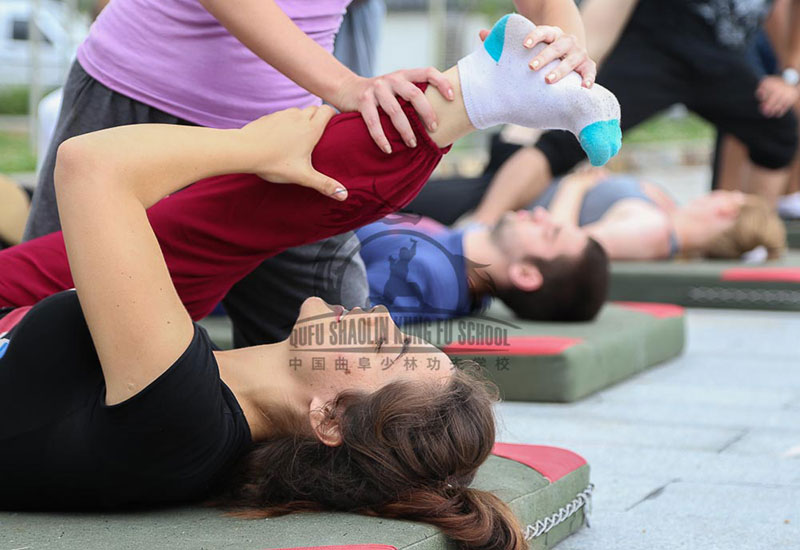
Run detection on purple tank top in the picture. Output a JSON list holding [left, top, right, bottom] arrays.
[[78, 0, 350, 129]]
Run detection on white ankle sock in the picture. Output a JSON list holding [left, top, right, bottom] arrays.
[[457, 13, 622, 166]]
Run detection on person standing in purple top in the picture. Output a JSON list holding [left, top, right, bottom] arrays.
[[24, 0, 598, 347]]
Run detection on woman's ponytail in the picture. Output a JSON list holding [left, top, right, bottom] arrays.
[[375, 487, 524, 550]]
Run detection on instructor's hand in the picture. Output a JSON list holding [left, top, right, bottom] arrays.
[[756, 76, 800, 118], [335, 69, 455, 155], [478, 25, 596, 88], [241, 105, 348, 201]]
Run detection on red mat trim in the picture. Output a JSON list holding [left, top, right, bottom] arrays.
[[720, 267, 800, 283], [492, 442, 586, 483], [268, 546, 396, 550], [0, 306, 32, 334], [614, 301, 685, 318], [443, 336, 581, 356]]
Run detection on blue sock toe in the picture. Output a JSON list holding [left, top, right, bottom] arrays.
[[610, 125, 622, 157], [579, 119, 622, 166]]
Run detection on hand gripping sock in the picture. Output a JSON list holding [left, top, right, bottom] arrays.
[[457, 13, 622, 166]]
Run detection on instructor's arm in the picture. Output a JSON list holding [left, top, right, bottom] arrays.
[[199, 0, 454, 155]]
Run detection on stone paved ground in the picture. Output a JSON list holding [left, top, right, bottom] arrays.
[[496, 307, 800, 550]]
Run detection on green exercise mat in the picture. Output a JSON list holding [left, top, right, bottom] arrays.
[[608, 251, 800, 310], [0, 443, 591, 550], [786, 220, 800, 249], [408, 301, 685, 403]]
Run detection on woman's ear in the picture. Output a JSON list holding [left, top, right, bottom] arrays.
[[716, 201, 741, 220], [508, 261, 543, 292], [717, 192, 746, 219], [309, 396, 343, 447]]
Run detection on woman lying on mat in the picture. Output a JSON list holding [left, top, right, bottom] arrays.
[[0, 14, 620, 550], [528, 168, 787, 261], [408, 157, 785, 262], [0, 105, 517, 546]]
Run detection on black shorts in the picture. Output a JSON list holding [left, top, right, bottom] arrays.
[[403, 134, 523, 224], [536, 27, 798, 176]]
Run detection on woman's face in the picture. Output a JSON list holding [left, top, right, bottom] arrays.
[[683, 191, 744, 220], [682, 190, 744, 240], [289, 297, 452, 397]]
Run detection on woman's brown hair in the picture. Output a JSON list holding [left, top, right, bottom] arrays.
[[704, 195, 786, 260], [212, 367, 524, 550]]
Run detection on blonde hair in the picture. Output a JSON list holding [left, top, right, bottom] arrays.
[[704, 195, 786, 260]]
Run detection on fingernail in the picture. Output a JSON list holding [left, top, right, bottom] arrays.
[[332, 188, 348, 200], [531, 59, 540, 69], [447, 88, 454, 100], [431, 121, 438, 132], [547, 73, 555, 82], [384, 144, 392, 154], [525, 38, 533, 48], [409, 137, 417, 148], [584, 79, 593, 88]]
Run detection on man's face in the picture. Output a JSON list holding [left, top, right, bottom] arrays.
[[491, 208, 588, 263]]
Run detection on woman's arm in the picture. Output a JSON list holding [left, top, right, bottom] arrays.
[[641, 181, 678, 214], [55, 107, 338, 405], [198, 0, 454, 155], [787, 0, 800, 71], [547, 169, 608, 225]]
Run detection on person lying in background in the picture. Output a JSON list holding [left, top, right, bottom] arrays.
[[355, 210, 608, 324], [527, 168, 786, 261], [405, 136, 785, 262]]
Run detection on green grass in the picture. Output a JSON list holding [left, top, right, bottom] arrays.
[[624, 112, 715, 144], [0, 87, 30, 115], [0, 132, 37, 173]]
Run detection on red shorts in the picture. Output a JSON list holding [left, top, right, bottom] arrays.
[[0, 89, 450, 322]]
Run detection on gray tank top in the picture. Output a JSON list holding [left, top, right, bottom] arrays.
[[529, 174, 655, 226]]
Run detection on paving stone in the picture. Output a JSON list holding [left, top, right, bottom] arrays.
[[628, 481, 800, 523], [723, 429, 800, 459], [643, 353, 800, 391], [592, 381, 797, 409], [496, 411, 739, 452], [557, 509, 799, 550], [686, 309, 800, 356], [585, 476, 675, 513], [568, 400, 800, 431]]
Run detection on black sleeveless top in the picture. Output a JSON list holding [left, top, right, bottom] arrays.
[[0, 291, 252, 510]]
